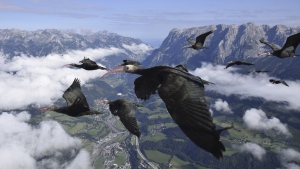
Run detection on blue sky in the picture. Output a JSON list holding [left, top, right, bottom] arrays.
[[0, 0, 299, 46]]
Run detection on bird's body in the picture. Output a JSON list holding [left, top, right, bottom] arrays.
[[63, 57, 106, 70], [225, 61, 254, 69], [102, 65, 231, 159], [102, 99, 143, 137], [269, 79, 289, 87], [259, 32, 300, 58], [183, 30, 213, 50], [39, 78, 103, 117], [248, 70, 269, 73]]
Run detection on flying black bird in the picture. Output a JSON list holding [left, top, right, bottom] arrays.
[[118, 60, 141, 66], [182, 30, 213, 50], [39, 78, 104, 116], [247, 70, 269, 73], [259, 32, 300, 58], [225, 61, 254, 69], [269, 79, 289, 87], [63, 57, 107, 70], [101, 64, 232, 159], [100, 99, 143, 137]]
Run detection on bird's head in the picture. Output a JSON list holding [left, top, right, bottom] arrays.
[[101, 65, 140, 78]]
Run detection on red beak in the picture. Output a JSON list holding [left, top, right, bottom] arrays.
[[62, 64, 72, 67], [101, 67, 124, 78]]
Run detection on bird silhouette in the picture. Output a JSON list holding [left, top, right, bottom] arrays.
[[101, 64, 232, 159], [117, 60, 141, 66], [39, 78, 104, 116], [259, 32, 300, 58], [247, 70, 269, 73], [100, 99, 143, 137], [269, 79, 289, 87], [225, 61, 254, 69], [63, 57, 107, 70], [182, 30, 213, 50]]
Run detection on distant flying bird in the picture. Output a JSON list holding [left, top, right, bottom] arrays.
[[182, 30, 213, 50], [269, 79, 289, 87], [39, 78, 104, 116], [225, 61, 254, 69], [63, 57, 107, 70], [100, 99, 143, 137], [101, 64, 232, 159], [259, 32, 300, 58], [117, 60, 141, 66], [247, 70, 269, 73]]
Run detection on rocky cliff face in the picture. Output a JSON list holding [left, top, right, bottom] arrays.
[[0, 29, 152, 62], [143, 23, 300, 79]]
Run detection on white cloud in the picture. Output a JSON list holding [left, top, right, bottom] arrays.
[[0, 111, 92, 169], [191, 63, 300, 110], [243, 108, 291, 137], [0, 47, 122, 110], [278, 148, 300, 169], [122, 43, 153, 55], [211, 98, 233, 114], [234, 142, 266, 161]]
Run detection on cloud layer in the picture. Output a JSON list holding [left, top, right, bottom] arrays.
[[0, 111, 92, 169], [192, 63, 300, 110], [243, 108, 291, 137], [0, 47, 123, 110]]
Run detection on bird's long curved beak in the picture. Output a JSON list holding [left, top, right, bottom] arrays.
[[182, 45, 189, 49], [37, 107, 50, 112], [101, 67, 124, 78]]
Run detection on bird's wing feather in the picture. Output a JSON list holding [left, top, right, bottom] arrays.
[[281, 32, 300, 53], [63, 78, 90, 109], [118, 103, 141, 137], [196, 31, 213, 44], [187, 38, 196, 45], [157, 73, 224, 159], [259, 39, 281, 51], [134, 75, 161, 100]]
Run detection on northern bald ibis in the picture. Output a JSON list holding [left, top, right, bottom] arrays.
[[259, 32, 300, 58], [100, 99, 143, 137], [269, 79, 289, 87], [225, 61, 254, 69], [101, 64, 232, 159], [182, 30, 213, 50], [39, 78, 103, 116], [63, 57, 107, 70]]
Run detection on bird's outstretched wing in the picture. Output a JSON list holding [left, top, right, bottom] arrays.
[[63, 78, 89, 109], [241, 61, 254, 65], [157, 72, 225, 159], [280, 80, 289, 87], [281, 32, 300, 53], [195, 31, 213, 45], [259, 38, 281, 51], [225, 62, 234, 69], [187, 38, 196, 45], [118, 103, 141, 137], [134, 75, 161, 100]]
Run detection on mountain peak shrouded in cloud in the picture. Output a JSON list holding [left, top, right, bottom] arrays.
[[0, 29, 153, 60], [143, 23, 300, 80]]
